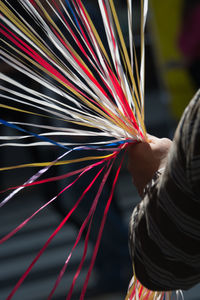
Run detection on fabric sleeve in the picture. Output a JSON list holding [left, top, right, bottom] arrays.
[[129, 89, 200, 291]]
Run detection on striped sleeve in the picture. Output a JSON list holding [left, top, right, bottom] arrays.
[[129, 89, 200, 291]]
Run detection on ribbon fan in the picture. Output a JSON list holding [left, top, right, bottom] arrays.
[[0, 0, 183, 299]]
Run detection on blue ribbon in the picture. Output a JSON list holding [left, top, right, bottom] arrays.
[[0, 118, 133, 150], [0, 118, 68, 150], [65, 0, 81, 32]]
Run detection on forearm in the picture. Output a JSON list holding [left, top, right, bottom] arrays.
[[129, 90, 200, 291]]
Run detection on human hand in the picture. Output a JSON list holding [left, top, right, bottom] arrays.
[[128, 135, 172, 197]]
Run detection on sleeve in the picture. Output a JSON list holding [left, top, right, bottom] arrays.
[[129, 89, 200, 291]]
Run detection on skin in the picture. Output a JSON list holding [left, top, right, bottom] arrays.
[[128, 135, 172, 197]]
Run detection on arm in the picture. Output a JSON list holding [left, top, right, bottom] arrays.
[[128, 90, 200, 291]]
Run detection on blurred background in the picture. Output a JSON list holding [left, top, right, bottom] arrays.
[[0, 0, 199, 299]]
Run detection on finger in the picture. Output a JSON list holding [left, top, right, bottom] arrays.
[[147, 134, 160, 144]]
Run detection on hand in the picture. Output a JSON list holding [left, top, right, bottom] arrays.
[[128, 135, 172, 197]]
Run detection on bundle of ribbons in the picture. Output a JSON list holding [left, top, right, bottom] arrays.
[[0, 1, 182, 299]]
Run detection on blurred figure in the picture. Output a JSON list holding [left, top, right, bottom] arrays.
[[178, 0, 200, 88]]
